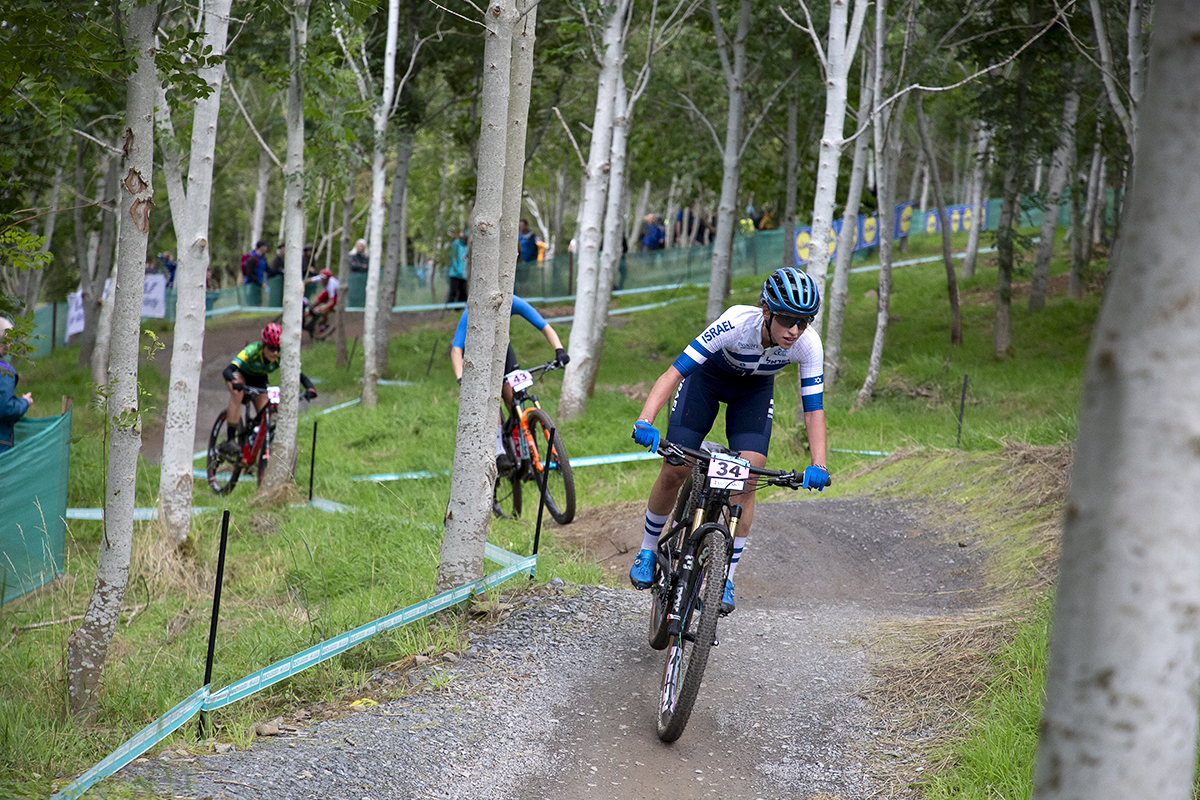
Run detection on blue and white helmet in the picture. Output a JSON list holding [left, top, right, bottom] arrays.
[[761, 267, 820, 318]]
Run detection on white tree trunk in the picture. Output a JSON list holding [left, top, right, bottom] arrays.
[[261, 0, 311, 495], [78, 151, 119, 370], [557, 0, 625, 421], [853, 0, 900, 410], [824, 46, 874, 386], [438, 0, 526, 591], [361, 0, 401, 409], [1034, 7, 1200, 795], [588, 71, 629, 383], [335, 180, 355, 366], [704, 0, 752, 324], [803, 0, 869, 333], [90, 258, 118, 392], [1092, 157, 1108, 246], [378, 132, 414, 373], [21, 157, 65, 313], [961, 123, 991, 280], [664, 173, 680, 249], [251, 147, 270, 252], [1031, 87, 1079, 311], [156, 0, 233, 547], [66, 0, 155, 720]]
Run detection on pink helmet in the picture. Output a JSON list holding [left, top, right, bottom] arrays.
[[262, 322, 282, 347]]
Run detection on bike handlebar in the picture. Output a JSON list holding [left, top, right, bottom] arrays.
[[656, 440, 817, 490]]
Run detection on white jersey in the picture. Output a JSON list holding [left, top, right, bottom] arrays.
[[672, 305, 824, 406]]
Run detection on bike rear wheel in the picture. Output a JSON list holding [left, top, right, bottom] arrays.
[[525, 408, 575, 524], [649, 474, 695, 651], [657, 526, 728, 743], [206, 411, 243, 495], [493, 466, 522, 519]]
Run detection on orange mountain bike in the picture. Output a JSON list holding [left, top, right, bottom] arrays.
[[492, 361, 575, 525]]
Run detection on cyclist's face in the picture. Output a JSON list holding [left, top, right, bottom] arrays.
[[263, 344, 280, 362], [766, 310, 806, 347]]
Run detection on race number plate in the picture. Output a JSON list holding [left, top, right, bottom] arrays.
[[267, 385, 281, 404], [505, 369, 534, 392], [707, 453, 750, 491]]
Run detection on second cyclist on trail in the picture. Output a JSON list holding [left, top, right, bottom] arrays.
[[627, 267, 832, 614], [218, 323, 318, 458], [450, 294, 569, 473]]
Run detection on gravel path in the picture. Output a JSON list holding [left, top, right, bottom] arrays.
[[121, 497, 976, 800]]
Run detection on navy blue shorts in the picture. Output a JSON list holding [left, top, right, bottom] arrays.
[[666, 367, 775, 456]]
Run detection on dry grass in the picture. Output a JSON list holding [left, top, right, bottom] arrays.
[[847, 444, 1072, 798]]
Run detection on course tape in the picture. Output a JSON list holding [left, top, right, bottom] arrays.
[[49, 546, 534, 799], [829, 448, 891, 457], [353, 451, 660, 482], [204, 553, 536, 710], [67, 498, 352, 521], [50, 686, 210, 800]]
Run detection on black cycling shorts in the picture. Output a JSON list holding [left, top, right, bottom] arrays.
[[666, 366, 775, 456]]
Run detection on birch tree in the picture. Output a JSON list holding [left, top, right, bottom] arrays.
[[853, 0, 906, 411], [155, 0, 234, 548], [1031, 80, 1079, 311], [438, 0, 530, 590], [259, 0, 311, 496], [791, 0, 869, 332], [702, 0, 751, 324], [913, 89, 961, 346], [1087, 0, 1147, 181], [65, 0, 156, 719], [360, 0, 400, 409], [823, 44, 873, 386], [1032, 6, 1200, 796], [959, 122, 990, 280], [557, 0, 626, 422], [77, 150, 119, 374]]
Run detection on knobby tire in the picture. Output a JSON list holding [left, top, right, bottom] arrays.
[[657, 527, 728, 742], [525, 408, 575, 524], [206, 411, 242, 495]]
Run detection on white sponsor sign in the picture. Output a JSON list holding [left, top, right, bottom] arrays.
[[65, 274, 169, 339]]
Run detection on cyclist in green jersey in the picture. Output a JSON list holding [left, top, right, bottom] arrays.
[[219, 323, 317, 457]]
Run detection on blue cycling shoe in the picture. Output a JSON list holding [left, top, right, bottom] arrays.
[[629, 549, 656, 590], [720, 579, 735, 615]]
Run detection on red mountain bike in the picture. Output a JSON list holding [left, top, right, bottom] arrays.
[[205, 385, 278, 494]]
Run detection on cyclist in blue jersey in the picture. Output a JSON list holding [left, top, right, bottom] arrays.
[[450, 295, 569, 471], [628, 267, 832, 613]]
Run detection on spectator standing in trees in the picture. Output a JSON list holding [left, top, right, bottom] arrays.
[[0, 318, 32, 453], [301, 242, 315, 279], [447, 229, 469, 303], [157, 251, 177, 287], [641, 214, 665, 250], [349, 238, 368, 273], [517, 219, 540, 288], [267, 243, 285, 280], [242, 240, 269, 291]]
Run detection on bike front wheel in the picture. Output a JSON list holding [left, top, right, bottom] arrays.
[[206, 411, 243, 495], [657, 526, 728, 743], [525, 408, 575, 524]]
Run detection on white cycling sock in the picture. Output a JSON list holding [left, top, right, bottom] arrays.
[[495, 425, 505, 457], [639, 510, 671, 552], [726, 537, 747, 581]]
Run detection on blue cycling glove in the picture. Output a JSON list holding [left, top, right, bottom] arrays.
[[633, 420, 660, 453], [802, 465, 830, 491]]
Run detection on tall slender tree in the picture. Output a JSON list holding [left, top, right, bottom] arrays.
[[1033, 5, 1200, 796], [65, 0, 157, 720], [155, 0, 234, 547]]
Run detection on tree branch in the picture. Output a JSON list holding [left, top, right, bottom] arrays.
[[781, 2, 827, 77], [552, 106, 588, 171], [226, 77, 283, 171]]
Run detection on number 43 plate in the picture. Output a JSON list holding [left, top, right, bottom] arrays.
[[707, 453, 750, 491], [505, 369, 534, 391]]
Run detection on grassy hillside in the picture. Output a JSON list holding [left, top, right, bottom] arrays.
[[0, 231, 1099, 799]]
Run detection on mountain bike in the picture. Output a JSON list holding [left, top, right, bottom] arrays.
[[205, 385, 279, 494], [648, 439, 814, 742], [492, 360, 576, 525]]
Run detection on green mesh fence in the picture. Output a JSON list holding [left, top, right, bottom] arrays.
[[0, 412, 71, 605]]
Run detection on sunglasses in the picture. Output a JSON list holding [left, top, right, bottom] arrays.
[[264, 344, 280, 353], [772, 313, 812, 331]]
